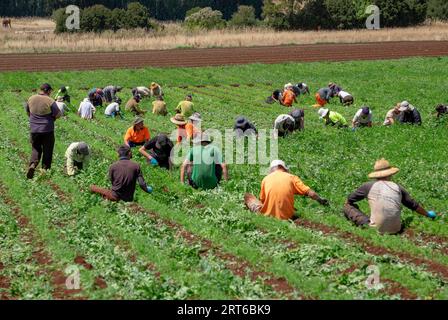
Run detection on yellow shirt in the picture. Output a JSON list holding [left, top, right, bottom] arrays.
[[260, 170, 311, 220]]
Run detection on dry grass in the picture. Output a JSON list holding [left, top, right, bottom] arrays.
[[1, 18, 448, 54]]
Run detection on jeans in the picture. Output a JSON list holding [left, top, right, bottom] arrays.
[[29, 131, 55, 170]]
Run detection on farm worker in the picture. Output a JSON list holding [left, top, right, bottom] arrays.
[[291, 83, 310, 96], [435, 104, 448, 118], [25, 83, 61, 179], [337, 90, 354, 106], [180, 134, 229, 190], [288, 109, 305, 131], [65, 142, 91, 176], [104, 98, 123, 119], [55, 96, 69, 117], [90, 145, 153, 202], [343, 158, 437, 234], [150, 82, 163, 97], [89, 88, 105, 107], [78, 92, 96, 120], [318, 108, 348, 128], [266, 89, 283, 104], [274, 114, 295, 138], [132, 86, 151, 98], [103, 85, 122, 103], [139, 134, 174, 170], [124, 117, 150, 148], [383, 104, 401, 126], [54, 86, 71, 104], [176, 94, 194, 118], [328, 82, 343, 96], [314, 88, 333, 108], [398, 101, 422, 125], [280, 86, 297, 107], [186, 112, 202, 141], [352, 106, 373, 128], [126, 94, 146, 116], [170, 114, 188, 144], [152, 95, 167, 116], [234, 116, 257, 138], [244, 160, 329, 220]]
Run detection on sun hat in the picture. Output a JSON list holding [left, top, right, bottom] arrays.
[[189, 112, 202, 122], [318, 108, 329, 119], [170, 114, 187, 126], [200, 133, 211, 143], [368, 158, 400, 179], [270, 160, 289, 172], [150, 82, 158, 88], [284, 83, 293, 89], [361, 106, 370, 115], [133, 117, 144, 126], [399, 101, 410, 112], [235, 116, 249, 128], [77, 142, 90, 156]]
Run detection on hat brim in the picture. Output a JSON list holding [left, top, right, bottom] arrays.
[[368, 167, 399, 179], [170, 117, 187, 125]]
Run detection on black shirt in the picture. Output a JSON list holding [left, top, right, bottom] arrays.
[[143, 135, 174, 169], [109, 158, 148, 202]]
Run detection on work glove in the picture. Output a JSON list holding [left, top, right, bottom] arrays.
[[146, 186, 153, 194], [318, 198, 330, 206], [149, 158, 158, 166], [427, 211, 437, 219]]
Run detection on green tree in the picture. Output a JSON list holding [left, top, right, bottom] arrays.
[[427, 0, 448, 21], [229, 5, 258, 27], [125, 2, 151, 29], [184, 7, 226, 30], [80, 4, 111, 32]]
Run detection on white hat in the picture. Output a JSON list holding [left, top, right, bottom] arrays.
[[269, 160, 289, 172], [284, 83, 293, 89], [399, 101, 410, 112], [318, 108, 329, 118]]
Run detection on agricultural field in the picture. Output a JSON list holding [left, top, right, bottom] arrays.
[[0, 57, 447, 300]]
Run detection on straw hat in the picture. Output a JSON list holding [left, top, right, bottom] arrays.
[[368, 158, 399, 179], [170, 114, 187, 125], [150, 82, 158, 89]]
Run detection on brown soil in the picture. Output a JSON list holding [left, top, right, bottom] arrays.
[[382, 279, 418, 300], [94, 277, 108, 290], [295, 219, 448, 280], [74, 256, 93, 270], [1, 41, 447, 72]]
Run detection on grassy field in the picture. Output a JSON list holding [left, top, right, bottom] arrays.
[[1, 18, 448, 54], [0, 57, 447, 300]]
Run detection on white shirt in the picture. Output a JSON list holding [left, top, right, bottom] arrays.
[[338, 90, 352, 99], [353, 109, 372, 124], [78, 98, 96, 119], [56, 101, 68, 116], [105, 102, 120, 116], [136, 86, 151, 96], [274, 114, 295, 133]]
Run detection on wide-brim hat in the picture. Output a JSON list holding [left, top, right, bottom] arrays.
[[235, 116, 248, 128], [170, 114, 187, 125], [368, 158, 400, 179], [150, 82, 158, 88], [133, 117, 144, 126], [318, 108, 329, 118], [189, 112, 202, 122]]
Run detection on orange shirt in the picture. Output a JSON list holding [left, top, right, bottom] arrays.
[[185, 122, 201, 139], [259, 170, 311, 220], [282, 90, 296, 107], [124, 126, 150, 144]]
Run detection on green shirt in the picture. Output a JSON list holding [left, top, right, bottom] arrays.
[[325, 111, 347, 127], [188, 145, 222, 190], [176, 101, 194, 118]]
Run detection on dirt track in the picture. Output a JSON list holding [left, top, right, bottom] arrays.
[[1, 41, 448, 72]]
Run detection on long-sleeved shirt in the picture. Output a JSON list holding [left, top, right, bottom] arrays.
[[352, 109, 373, 125], [274, 114, 295, 134], [65, 142, 91, 176], [324, 111, 347, 127], [126, 98, 145, 116], [398, 108, 422, 125], [318, 88, 332, 101], [103, 85, 119, 101], [78, 98, 96, 119], [109, 158, 148, 202], [347, 180, 419, 234]]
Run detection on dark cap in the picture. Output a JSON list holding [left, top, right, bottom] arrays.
[[362, 106, 370, 115], [155, 134, 169, 149], [77, 142, 90, 156], [40, 83, 53, 93]]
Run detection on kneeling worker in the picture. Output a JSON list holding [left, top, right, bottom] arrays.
[[343, 158, 437, 234], [180, 134, 229, 190], [245, 160, 329, 221], [90, 145, 153, 202], [65, 142, 91, 176]]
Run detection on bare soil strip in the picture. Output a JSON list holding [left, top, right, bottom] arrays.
[[1, 41, 447, 72]]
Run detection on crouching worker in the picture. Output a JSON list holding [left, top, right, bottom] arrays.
[[65, 142, 91, 176], [139, 134, 174, 170], [90, 145, 153, 202], [180, 134, 229, 190], [343, 158, 437, 235], [244, 160, 329, 220], [288, 109, 305, 131], [124, 117, 150, 148], [435, 104, 448, 118], [274, 114, 295, 138]]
